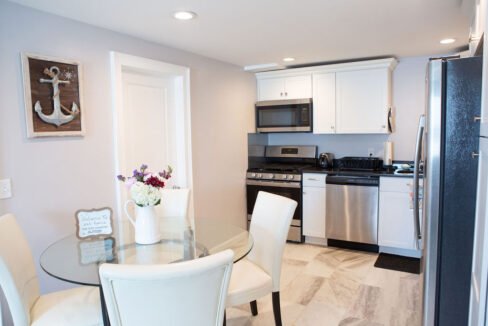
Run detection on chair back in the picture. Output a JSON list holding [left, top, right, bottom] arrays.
[[157, 188, 190, 218], [248, 191, 297, 292], [99, 249, 234, 326], [0, 214, 40, 326]]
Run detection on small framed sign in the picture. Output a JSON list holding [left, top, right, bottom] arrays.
[[75, 207, 113, 239]]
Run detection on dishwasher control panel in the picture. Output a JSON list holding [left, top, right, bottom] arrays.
[[326, 175, 379, 186]]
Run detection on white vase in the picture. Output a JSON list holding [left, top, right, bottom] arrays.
[[124, 200, 161, 244]]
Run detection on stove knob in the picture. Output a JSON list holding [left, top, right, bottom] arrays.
[[268, 174, 274, 179], [251, 173, 256, 178], [257, 173, 262, 178], [288, 175, 295, 180], [281, 175, 288, 180]]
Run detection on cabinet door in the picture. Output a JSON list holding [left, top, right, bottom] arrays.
[[284, 75, 312, 99], [313, 72, 336, 134], [257, 78, 285, 101], [469, 137, 488, 325], [303, 186, 326, 238], [378, 191, 416, 249], [480, 34, 488, 137], [336, 68, 390, 134]]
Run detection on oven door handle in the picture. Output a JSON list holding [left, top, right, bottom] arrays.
[[246, 180, 301, 188]]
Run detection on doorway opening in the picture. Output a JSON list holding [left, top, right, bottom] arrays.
[[111, 52, 193, 219]]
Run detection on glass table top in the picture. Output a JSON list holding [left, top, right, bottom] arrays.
[[40, 217, 253, 286]]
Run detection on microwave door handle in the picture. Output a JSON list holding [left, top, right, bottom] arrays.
[[413, 114, 425, 250]]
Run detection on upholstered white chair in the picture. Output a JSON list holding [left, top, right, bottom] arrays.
[[225, 191, 297, 326], [99, 249, 234, 326], [0, 213, 102, 326], [157, 188, 190, 218]]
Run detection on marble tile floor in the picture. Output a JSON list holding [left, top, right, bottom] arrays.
[[226, 243, 421, 326]]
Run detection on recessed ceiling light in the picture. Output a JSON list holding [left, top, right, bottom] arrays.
[[440, 38, 456, 44], [173, 11, 197, 20], [283, 57, 295, 62]]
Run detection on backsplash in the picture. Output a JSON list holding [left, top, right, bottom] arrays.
[[267, 133, 391, 159]]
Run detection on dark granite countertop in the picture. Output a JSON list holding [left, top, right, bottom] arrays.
[[302, 167, 417, 178]]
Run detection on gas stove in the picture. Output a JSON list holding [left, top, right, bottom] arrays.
[[247, 163, 315, 182], [246, 145, 317, 243], [246, 171, 302, 182], [248, 164, 312, 173], [247, 146, 317, 180]]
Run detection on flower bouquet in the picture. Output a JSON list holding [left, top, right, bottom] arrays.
[[117, 164, 172, 207], [118, 164, 172, 244]]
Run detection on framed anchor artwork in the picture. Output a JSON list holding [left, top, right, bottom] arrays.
[[21, 53, 85, 138]]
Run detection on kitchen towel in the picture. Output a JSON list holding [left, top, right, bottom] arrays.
[[384, 141, 393, 165]]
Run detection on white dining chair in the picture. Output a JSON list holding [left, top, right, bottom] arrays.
[[157, 188, 190, 218], [0, 213, 102, 326], [99, 249, 234, 326], [225, 191, 297, 326]]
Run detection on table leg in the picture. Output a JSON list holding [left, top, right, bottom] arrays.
[[99, 286, 111, 326]]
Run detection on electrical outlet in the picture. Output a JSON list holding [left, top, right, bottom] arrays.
[[367, 148, 375, 157], [0, 179, 12, 199]]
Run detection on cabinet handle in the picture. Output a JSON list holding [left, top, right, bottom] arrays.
[[331, 126, 334, 129], [280, 92, 283, 96], [303, 191, 307, 195], [474, 116, 482, 122], [285, 92, 288, 96], [472, 152, 480, 158], [381, 125, 386, 129], [307, 178, 318, 181]]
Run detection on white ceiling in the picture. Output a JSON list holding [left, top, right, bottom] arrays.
[[9, 0, 473, 68]]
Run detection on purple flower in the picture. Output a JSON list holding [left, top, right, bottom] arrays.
[[117, 175, 126, 181], [158, 166, 172, 179], [140, 164, 148, 171]]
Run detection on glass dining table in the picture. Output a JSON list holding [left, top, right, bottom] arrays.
[[40, 216, 253, 326]]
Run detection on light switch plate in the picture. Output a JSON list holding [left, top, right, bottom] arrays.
[[0, 179, 12, 199]]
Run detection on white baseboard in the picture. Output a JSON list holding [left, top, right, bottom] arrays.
[[305, 236, 328, 246]]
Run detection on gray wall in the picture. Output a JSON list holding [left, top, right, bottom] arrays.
[[0, 1, 255, 323], [268, 56, 429, 161]]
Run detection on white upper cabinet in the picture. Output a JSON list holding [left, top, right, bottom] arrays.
[[256, 58, 397, 134], [336, 68, 391, 134], [284, 75, 312, 99], [257, 74, 312, 101], [312, 72, 336, 134]]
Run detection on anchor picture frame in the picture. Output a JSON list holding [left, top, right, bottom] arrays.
[[21, 53, 85, 138]]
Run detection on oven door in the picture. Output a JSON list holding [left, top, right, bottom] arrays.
[[246, 180, 302, 242], [256, 99, 312, 133]]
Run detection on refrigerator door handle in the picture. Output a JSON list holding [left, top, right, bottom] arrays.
[[413, 114, 425, 250]]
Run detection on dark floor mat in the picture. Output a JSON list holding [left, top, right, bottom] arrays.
[[374, 253, 420, 274]]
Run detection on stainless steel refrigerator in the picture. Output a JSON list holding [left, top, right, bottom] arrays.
[[414, 56, 482, 326]]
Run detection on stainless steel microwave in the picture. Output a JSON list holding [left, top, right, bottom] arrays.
[[255, 98, 312, 133]]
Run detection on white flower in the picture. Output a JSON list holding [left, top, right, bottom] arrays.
[[130, 182, 161, 206]]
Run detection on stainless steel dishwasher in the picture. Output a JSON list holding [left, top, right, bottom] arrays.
[[326, 175, 379, 245]]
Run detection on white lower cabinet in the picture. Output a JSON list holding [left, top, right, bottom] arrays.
[[303, 173, 326, 241], [378, 177, 421, 257]]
